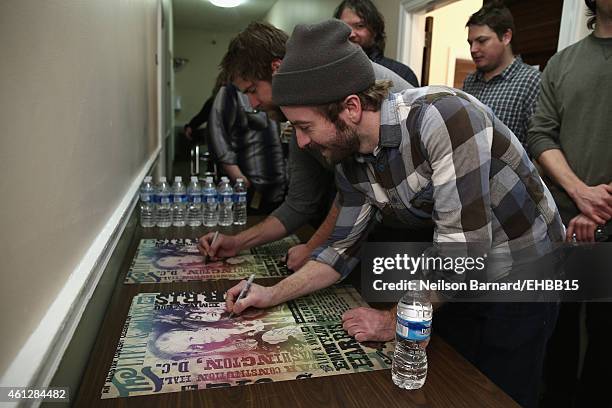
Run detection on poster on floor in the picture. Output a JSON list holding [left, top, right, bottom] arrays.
[[101, 287, 394, 399], [125, 235, 301, 283]]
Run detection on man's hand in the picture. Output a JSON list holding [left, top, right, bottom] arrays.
[[342, 307, 396, 342], [184, 125, 193, 141], [225, 280, 276, 314], [571, 184, 612, 225], [286, 244, 312, 271], [567, 213, 598, 243], [198, 232, 241, 259]]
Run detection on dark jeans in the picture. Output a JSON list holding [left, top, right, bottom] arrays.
[[541, 302, 612, 408], [435, 302, 559, 408]]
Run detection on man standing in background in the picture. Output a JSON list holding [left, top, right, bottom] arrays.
[[335, 0, 420, 87], [528, 0, 612, 406], [207, 81, 287, 214], [463, 1, 540, 148]]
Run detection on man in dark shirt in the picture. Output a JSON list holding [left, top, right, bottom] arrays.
[[334, 0, 419, 87]]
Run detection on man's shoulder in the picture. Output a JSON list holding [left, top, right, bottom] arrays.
[[547, 36, 590, 69], [371, 61, 412, 91], [395, 86, 475, 122], [462, 71, 479, 88], [374, 55, 419, 86], [514, 59, 541, 80]]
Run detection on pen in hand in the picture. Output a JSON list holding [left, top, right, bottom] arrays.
[[228, 273, 255, 319], [204, 231, 219, 264]]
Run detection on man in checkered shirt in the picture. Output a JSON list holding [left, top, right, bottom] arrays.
[[463, 2, 540, 149], [225, 20, 565, 407]]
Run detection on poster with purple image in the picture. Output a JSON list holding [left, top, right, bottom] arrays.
[[125, 236, 300, 283], [101, 287, 394, 399]]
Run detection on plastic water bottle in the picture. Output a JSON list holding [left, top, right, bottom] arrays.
[[155, 176, 172, 227], [203, 177, 219, 227], [171, 176, 187, 227], [139, 176, 156, 227], [233, 178, 247, 225], [391, 281, 432, 390], [187, 176, 203, 227], [218, 177, 234, 226]]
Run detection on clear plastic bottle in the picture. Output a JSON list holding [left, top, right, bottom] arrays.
[[187, 176, 203, 227], [391, 281, 432, 390], [155, 176, 172, 228], [203, 177, 219, 227], [171, 176, 187, 227], [233, 178, 247, 225], [217, 177, 234, 226], [139, 176, 156, 227]]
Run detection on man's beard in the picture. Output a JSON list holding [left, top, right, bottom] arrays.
[[310, 118, 361, 166]]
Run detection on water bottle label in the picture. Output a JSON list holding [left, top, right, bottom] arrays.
[[222, 196, 232, 203], [190, 195, 202, 203], [396, 317, 431, 341], [160, 196, 170, 204], [173, 194, 187, 203], [206, 196, 217, 203], [140, 193, 152, 202]]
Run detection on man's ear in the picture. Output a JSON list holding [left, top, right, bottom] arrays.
[[502, 29, 512, 47], [343, 94, 363, 125], [271, 58, 282, 74]]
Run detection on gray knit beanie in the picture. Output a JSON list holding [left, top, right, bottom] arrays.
[[272, 19, 375, 106]]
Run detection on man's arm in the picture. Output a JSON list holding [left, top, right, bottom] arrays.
[[270, 135, 335, 233], [225, 260, 340, 314], [186, 97, 214, 133], [221, 163, 250, 188], [286, 199, 339, 270], [226, 167, 377, 313], [199, 215, 288, 258], [527, 58, 612, 224], [537, 150, 612, 224], [208, 86, 241, 175]]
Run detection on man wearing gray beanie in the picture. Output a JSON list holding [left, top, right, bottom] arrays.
[[200, 21, 416, 272], [224, 18, 565, 408]]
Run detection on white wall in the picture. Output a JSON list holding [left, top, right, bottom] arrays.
[[426, 0, 482, 86], [558, 0, 590, 52], [0, 0, 159, 378], [173, 29, 237, 125], [372, 0, 401, 60], [265, 0, 404, 59], [265, 0, 338, 35]]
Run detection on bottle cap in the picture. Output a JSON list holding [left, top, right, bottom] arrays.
[[191, 176, 199, 182], [174, 176, 182, 182], [160, 176, 167, 182], [236, 178, 244, 183], [144, 176, 152, 182], [205, 177, 213, 183]]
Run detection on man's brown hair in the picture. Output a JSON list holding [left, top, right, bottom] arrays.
[[466, 1, 516, 48], [220, 22, 288, 82], [315, 80, 392, 125]]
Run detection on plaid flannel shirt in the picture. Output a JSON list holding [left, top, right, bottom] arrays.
[[463, 57, 540, 149], [312, 86, 565, 279]]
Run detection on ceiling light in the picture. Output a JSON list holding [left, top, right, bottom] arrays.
[[209, 0, 244, 7]]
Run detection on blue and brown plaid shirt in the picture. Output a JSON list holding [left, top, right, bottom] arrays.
[[463, 57, 540, 149], [312, 86, 565, 279]]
